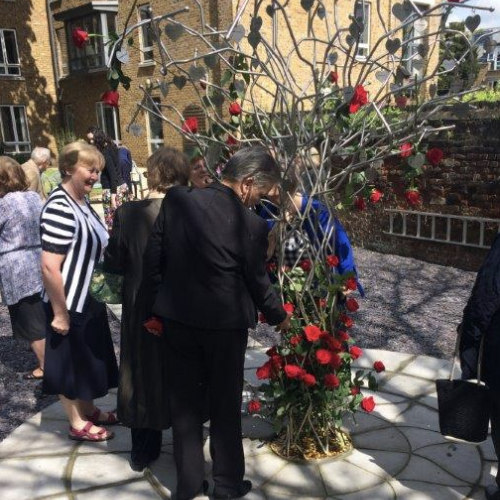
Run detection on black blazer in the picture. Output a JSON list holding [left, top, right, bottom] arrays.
[[100, 147, 124, 193], [143, 182, 287, 330]]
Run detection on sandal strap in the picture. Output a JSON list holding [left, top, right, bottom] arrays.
[[82, 421, 94, 432]]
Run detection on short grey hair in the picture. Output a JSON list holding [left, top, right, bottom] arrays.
[[221, 146, 281, 188], [31, 147, 51, 165]]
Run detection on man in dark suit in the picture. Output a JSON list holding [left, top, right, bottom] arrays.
[[144, 146, 291, 500], [460, 233, 500, 500]]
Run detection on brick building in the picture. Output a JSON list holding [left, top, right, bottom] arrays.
[[0, 0, 58, 157]]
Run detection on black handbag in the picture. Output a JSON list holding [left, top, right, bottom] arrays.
[[436, 327, 492, 444]]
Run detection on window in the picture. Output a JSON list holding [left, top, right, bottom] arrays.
[[138, 4, 154, 62], [64, 104, 75, 134], [402, 4, 428, 77], [354, 2, 370, 59], [0, 29, 20, 76], [66, 12, 116, 73], [147, 97, 164, 153], [0, 105, 30, 153], [96, 102, 121, 143]]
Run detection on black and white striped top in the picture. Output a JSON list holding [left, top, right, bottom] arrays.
[[40, 186, 109, 313]]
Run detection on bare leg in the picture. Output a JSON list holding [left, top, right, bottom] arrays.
[[78, 400, 116, 422], [29, 339, 45, 377], [59, 395, 104, 433]]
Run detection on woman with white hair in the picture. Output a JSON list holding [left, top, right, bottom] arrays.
[[21, 147, 51, 201]]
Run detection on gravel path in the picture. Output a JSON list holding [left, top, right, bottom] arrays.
[[0, 248, 478, 442]]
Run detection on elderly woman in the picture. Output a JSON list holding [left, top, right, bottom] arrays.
[[104, 147, 191, 470], [0, 157, 46, 380], [40, 141, 119, 442]]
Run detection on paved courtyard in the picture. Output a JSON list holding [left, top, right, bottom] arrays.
[[0, 345, 495, 500]]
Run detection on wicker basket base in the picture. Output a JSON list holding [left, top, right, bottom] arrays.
[[269, 428, 353, 462]]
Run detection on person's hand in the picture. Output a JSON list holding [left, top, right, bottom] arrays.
[[52, 312, 70, 335], [111, 194, 118, 209], [276, 312, 292, 332]]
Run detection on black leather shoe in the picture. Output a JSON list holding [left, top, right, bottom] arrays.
[[486, 485, 500, 500], [213, 480, 252, 499]]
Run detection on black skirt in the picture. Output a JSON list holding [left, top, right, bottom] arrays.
[[43, 297, 119, 400], [7, 293, 46, 342]]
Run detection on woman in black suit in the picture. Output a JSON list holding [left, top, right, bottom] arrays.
[[104, 147, 191, 470], [144, 146, 291, 500]]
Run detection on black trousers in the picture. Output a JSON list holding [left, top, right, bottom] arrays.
[[491, 396, 500, 487], [163, 319, 248, 500], [130, 428, 162, 466]]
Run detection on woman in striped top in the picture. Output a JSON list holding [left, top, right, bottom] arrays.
[[40, 142, 119, 442]]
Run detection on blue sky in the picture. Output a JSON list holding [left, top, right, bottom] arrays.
[[447, 0, 500, 29]]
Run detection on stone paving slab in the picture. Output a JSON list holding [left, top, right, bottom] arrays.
[[0, 347, 494, 499]]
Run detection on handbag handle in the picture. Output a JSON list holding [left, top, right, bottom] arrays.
[[449, 324, 485, 385]]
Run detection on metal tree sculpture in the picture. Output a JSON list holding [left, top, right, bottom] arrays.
[[103, 0, 495, 459]]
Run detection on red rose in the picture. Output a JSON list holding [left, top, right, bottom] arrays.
[[326, 255, 339, 267], [302, 373, 316, 387], [400, 143, 413, 158], [405, 188, 421, 207], [256, 361, 272, 380], [266, 346, 278, 357], [426, 147, 444, 166], [327, 337, 342, 352], [395, 95, 408, 109], [339, 313, 354, 328], [351, 386, 360, 395], [182, 117, 198, 134], [350, 346, 363, 360], [270, 355, 283, 369], [143, 316, 163, 336], [329, 71, 339, 84], [345, 278, 357, 291], [361, 396, 376, 413], [101, 90, 119, 108], [354, 196, 366, 211], [304, 325, 322, 342], [247, 399, 261, 414], [284, 364, 304, 379], [300, 259, 312, 272], [324, 373, 340, 389], [346, 298, 359, 312], [337, 330, 350, 341], [226, 135, 238, 146], [330, 353, 342, 369], [72, 27, 89, 49], [283, 303, 295, 314], [349, 84, 369, 114], [258, 312, 267, 323], [318, 298, 327, 308], [290, 335, 302, 347], [373, 360, 385, 373], [369, 189, 383, 203], [266, 262, 277, 273], [229, 102, 242, 116], [316, 349, 333, 365]]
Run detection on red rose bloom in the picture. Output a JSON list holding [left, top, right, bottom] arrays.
[[101, 90, 119, 108], [337, 330, 350, 341], [72, 27, 89, 48], [330, 353, 342, 369], [426, 147, 444, 166], [361, 396, 376, 413], [143, 316, 163, 336], [316, 349, 333, 365], [284, 364, 304, 379], [266, 262, 277, 273], [400, 143, 413, 158], [283, 303, 295, 314], [351, 386, 360, 395], [350, 346, 363, 360], [300, 259, 312, 272], [339, 313, 354, 328], [229, 102, 242, 116], [395, 95, 408, 109], [345, 278, 357, 291], [302, 373, 316, 387], [324, 373, 340, 389], [349, 84, 369, 114], [327, 337, 342, 352], [346, 298, 359, 312], [266, 346, 278, 357], [369, 189, 383, 203], [318, 298, 327, 308], [354, 196, 366, 211], [258, 312, 267, 323], [270, 355, 283, 369], [182, 117, 198, 134], [256, 362, 272, 380], [304, 325, 322, 342], [247, 399, 261, 414], [326, 255, 339, 267], [405, 189, 421, 207], [329, 71, 339, 84], [226, 135, 238, 146], [373, 360, 386, 373], [290, 335, 302, 347]]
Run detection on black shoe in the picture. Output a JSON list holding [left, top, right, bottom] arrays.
[[213, 480, 252, 499], [486, 485, 500, 500], [129, 460, 147, 472]]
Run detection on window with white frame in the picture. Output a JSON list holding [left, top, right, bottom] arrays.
[[96, 102, 121, 143], [354, 1, 370, 59], [0, 105, 30, 153], [147, 97, 164, 153], [0, 29, 21, 76], [66, 12, 116, 73], [402, 4, 429, 77], [138, 4, 154, 62]]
